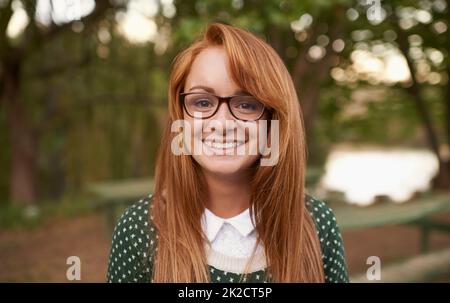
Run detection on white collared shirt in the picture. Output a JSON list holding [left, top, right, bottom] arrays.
[[201, 207, 265, 259]]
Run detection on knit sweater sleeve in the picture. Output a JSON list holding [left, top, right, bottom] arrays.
[[106, 196, 155, 283], [305, 194, 350, 283]]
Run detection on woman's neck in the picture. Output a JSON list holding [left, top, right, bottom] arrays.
[[203, 170, 252, 219]]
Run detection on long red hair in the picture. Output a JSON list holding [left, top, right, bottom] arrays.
[[151, 23, 324, 282]]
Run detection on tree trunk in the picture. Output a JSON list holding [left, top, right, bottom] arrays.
[[433, 68, 450, 189], [2, 60, 38, 205], [432, 160, 450, 189]]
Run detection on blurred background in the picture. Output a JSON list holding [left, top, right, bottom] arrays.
[[1, 0, 450, 282]]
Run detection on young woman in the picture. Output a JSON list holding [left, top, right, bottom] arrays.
[[107, 23, 349, 283]]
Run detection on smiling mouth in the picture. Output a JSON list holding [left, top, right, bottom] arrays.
[[202, 140, 246, 149]]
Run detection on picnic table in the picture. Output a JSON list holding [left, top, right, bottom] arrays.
[[88, 177, 450, 282]]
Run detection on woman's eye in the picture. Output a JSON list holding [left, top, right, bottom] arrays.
[[194, 99, 213, 108], [237, 103, 257, 110]]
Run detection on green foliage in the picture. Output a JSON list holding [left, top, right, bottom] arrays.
[[1, 0, 448, 205], [17, 20, 164, 197], [0, 194, 93, 229]]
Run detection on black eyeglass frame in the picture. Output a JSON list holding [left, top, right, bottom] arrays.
[[179, 92, 269, 122]]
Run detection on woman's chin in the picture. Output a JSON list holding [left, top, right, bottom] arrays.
[[194, 156, 252, 176]]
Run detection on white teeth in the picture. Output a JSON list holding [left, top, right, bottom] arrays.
[[203, 140, 245, 149]]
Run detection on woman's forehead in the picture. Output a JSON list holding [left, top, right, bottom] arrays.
[[185, 47, 242, 95]]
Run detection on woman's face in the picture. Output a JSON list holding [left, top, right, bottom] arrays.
[[182, 46, 268, 178]]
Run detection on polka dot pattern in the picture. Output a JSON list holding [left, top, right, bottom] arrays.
[[106, 195, 155, 283], [305, 195, 350, 283], [107, 194, 349, 283]]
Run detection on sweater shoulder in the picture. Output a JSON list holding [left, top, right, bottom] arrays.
[[112, 195, 156, 243], [304, 193, 339, 247], [304, 193, 336, 227]]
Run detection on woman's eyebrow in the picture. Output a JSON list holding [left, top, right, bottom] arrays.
[[189, 85, 214, 93], [188, 85, 248, 95]]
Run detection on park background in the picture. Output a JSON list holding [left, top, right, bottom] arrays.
[[1, 0, 450, 282]]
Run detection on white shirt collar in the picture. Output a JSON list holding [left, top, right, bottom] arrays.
[[202, 207, 256, 242]]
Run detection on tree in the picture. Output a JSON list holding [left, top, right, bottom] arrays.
[[0, 0, 123, 204], [343, 0, 450, 189], [388, 0, 450, 188]]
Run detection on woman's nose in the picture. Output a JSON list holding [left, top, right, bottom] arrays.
[[213, 102, 234, 121], [205, 102, 236, 136]]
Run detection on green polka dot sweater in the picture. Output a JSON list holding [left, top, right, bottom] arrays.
[[106, 194, 349, 283]]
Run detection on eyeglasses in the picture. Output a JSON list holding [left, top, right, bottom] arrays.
[[180, 92, 267, 121]]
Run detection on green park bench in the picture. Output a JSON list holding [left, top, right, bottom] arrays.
[[87, 178, 155, 231], [87, 177, 450, 282]]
